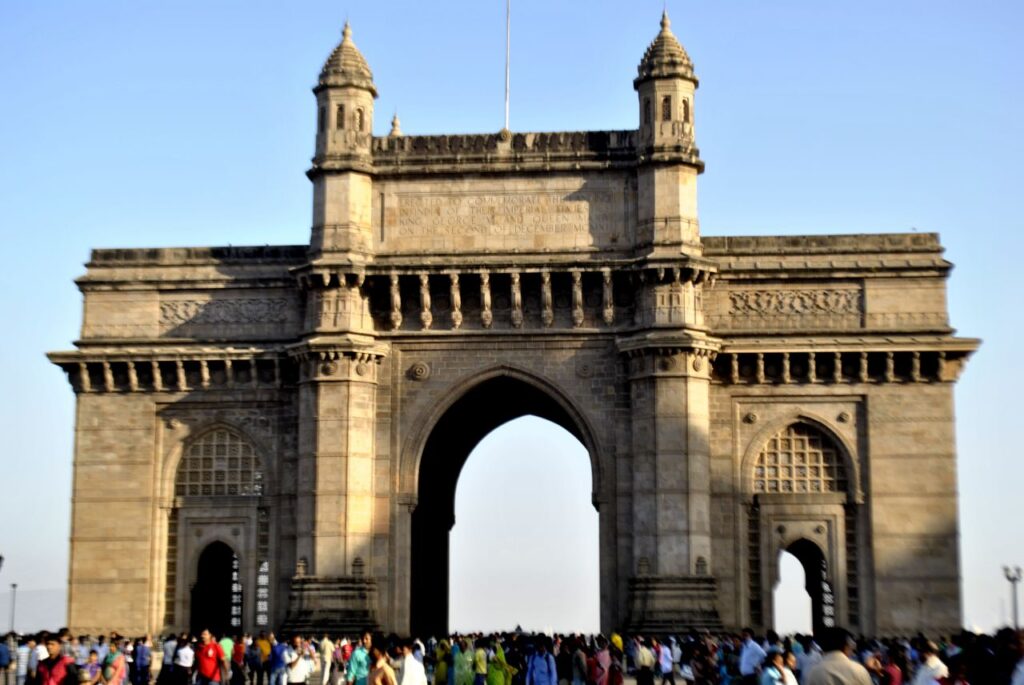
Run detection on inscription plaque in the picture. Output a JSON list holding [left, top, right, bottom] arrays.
[[373, 178, 632, 253]]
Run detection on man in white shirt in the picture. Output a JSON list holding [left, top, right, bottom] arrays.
[[909, 642, 947, 685], [286, 637, 311, 685], [738, 629, 766, 685], [805, 628, 870, 685], [398, 640, 426, 685], [175, 637, 196, 679]]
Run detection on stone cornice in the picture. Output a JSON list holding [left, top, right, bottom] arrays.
[[48, 346, 298, 394], [712, 344, 977, 385]]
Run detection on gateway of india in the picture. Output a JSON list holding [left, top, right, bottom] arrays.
[[50, 14, 978, 638]]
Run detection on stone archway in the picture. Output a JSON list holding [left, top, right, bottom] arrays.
[[408, 373, 601, 637], [782, 538, 831, 636], [191, 541, 239, 636]]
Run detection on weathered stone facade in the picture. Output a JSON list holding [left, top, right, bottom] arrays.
[[49, 15, 977, 637]]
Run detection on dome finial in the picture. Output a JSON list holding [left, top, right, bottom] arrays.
[[318, 19, 378, 97], [389, 111, 402, 137], [635, 7, 697, 88]]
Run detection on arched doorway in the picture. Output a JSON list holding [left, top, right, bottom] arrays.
[[191, 541, 239, 636], [448, 416, 599, 633], [745, 420, 860, 634], [784, 539, 832, 636], [773, 550, 812, 635], [409, 374, 600, 637]]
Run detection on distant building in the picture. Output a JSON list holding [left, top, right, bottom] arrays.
[[50, 14, 977, 637]]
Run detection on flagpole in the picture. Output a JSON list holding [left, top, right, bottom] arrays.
[[504, 0, 510, 130]]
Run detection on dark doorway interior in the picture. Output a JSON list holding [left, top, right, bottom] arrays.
[[786, 538, 831, 636], [191, 541, 237, 636], [409, 375, 587, 637]]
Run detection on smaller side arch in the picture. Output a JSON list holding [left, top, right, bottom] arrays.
[[740, 412, 863, 503]]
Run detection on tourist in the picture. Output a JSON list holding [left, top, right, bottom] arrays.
[[634, 640, 654, 685], [196, 630, 227, 685], [284, 636, 310, 685], [16, 637, 31, 685], [485, 638, 513, 685], [246, 637, 262, 685], [172, 636, 193, 685], [656, 639, 674, 685], [218, 636, 234, 685], [804, 627, 871, 685], [255, 634, 272, 685], [432, 641, 450, 685], [570, 639, 587, 685], [319, 636, 334, 685], [269, 636, 290, 685], [132, 638, 151, 685], [472, 640, 487, 685], [36, 635, 78, 685], [758, 650, 785, 685], [399, 639, 426, 685], [83, 652, 101, 685], [779, 651, 797, 685], [347, 634, 371, 685], [453, 641, 472, 685], [100, 637, 125, 685], [367, 646, 395, 685], [738, 630, 766, 685], [910, 642, 947, 685], [231, 636, 247, 685], [525, 640, 556, 685]]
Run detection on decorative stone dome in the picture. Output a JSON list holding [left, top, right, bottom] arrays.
[[318, 22, 378, 96], [635, 12, 697, 88]]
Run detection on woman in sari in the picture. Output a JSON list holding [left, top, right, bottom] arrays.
[[433, 642, 451, 685], [486, 643, 515, 685], [454, 642, 473, 685]]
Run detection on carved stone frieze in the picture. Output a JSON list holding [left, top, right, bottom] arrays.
[[728, 289, 861, 317], [160, 299, 291, 327]]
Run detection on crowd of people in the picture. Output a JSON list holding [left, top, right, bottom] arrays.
[[1, 625, 1023, 685]]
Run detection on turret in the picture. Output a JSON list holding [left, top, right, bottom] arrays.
[[309, 22, 377, 259], [314, 22, 377, 162], [634, 12, 703, 255], [635, 11, 697, 150]]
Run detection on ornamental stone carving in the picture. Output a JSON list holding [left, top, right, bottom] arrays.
[[728, 289, 861, 316], [160, 299, 290, 326], [407, 362, 431, 381]]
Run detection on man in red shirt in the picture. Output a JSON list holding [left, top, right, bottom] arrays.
[[195, 630, 227, 685], [37, 635, 79, 685]]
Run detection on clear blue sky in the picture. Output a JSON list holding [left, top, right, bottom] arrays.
[[0, 0, 1021, 634]]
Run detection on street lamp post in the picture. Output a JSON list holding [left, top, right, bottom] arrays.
[[1006, 566, 1023, 630], [9, 583, 16, 633]]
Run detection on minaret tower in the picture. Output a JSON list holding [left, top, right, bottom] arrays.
[[634, 11, 703, 255], [309, 21, 377, 259]]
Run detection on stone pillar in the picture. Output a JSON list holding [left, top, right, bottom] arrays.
[[285, 275, 386, 633], [619, 329, 721, 630]]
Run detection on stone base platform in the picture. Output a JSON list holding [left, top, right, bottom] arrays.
[[626, 575, 723, 632], [281, 576, 380, 634]]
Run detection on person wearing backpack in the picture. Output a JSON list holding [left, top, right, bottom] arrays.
[[525, 642, 555, 685]]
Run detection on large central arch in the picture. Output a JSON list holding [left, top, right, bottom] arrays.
[[408, 368, 603, 636]]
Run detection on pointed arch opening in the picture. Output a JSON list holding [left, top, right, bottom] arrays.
[[774, 547, 812, 635], [409, 372, 602, 636], [448, 416, 598, 633], [191, 541, 240, 636]]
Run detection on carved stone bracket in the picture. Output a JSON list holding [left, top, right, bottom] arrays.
[[713, 349, 975, 385], [48, 350, 294, 394]]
